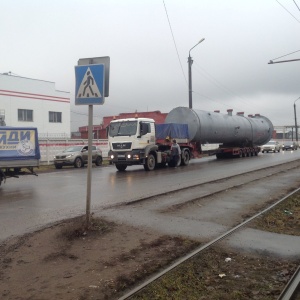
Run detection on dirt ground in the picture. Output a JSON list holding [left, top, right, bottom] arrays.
[[0, 216, 199, 300], [0, 192, 299, 300], [0, 215, 299, 300]]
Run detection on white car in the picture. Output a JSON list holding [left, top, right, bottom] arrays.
[[261, 141, 281, 153]]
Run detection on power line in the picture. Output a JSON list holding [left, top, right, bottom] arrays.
[[192, 90, 248, 113], [162, 0, 188, 85], [275, 0, 300, 23], [271, 49, 300, 61], [192, 62, 265, 111], [71, 110, 102, 119], [293, 0, 300, 11]]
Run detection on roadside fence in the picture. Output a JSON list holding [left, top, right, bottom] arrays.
[[38, 139, 109, 165]]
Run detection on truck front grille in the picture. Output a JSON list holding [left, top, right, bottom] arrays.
[[112, 142, 132, 150]]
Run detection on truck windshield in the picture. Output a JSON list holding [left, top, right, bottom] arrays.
[[109, 121, 137, 137]]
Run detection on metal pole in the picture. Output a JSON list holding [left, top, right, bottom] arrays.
[[187, 38, 205, 109], [188, 55, 193, 109], [86, 104, 93, 228], [294, 102, 298, 143]]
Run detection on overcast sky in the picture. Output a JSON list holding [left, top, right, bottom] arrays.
[[1, 0, 300, 131]]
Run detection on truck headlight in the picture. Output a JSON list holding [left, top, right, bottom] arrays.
[[127, 154, 132, 159], [110, 154, 115, 159]]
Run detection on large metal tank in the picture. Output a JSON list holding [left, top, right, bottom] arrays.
[[165, 107, 274, 147]]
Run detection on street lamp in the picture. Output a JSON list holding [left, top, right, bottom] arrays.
[[294, 97, 300, 142], [188, 38, 205, 109]]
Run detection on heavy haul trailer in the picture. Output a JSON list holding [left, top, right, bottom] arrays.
[[108, 107, 274, 171], [0, 127, 40, 186]]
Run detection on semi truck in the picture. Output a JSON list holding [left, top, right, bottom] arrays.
[[108, 107, 274, 171], [0, 127, 40, 186]]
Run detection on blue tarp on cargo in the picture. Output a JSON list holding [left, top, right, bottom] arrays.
[[155, 123, 189, 140], [0, 127, 41, 161]]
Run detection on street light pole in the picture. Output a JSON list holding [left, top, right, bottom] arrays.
[[188, 38, 205, 109], [294, 97, 300, 143]]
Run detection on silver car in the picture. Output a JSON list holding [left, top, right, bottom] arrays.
[[261, 141, 281, 153], [54, 145, 102, 169]]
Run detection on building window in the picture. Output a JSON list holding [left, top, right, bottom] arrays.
[[18, 109, 33, 122], [49, 111, 62, 123]]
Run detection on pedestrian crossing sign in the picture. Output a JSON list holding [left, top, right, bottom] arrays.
[[75, 64, 105, 105]]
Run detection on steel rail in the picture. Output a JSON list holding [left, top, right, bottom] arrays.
[[277, 265, 300, 300], [118, 186, 300, 300]]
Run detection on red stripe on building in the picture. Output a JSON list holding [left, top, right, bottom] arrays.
[[0, 93, 70, 103], [0, 89, 70, 103]]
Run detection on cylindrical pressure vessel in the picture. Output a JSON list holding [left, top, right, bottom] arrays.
[[165, 107, 274, 147]]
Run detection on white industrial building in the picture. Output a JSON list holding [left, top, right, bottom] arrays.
[[0, 73, 70, 138]]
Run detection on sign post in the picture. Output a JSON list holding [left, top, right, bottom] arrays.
[[75, 57, 109, 228]]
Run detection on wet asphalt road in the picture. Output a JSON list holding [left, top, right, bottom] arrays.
[[1, 150, 300, 241]]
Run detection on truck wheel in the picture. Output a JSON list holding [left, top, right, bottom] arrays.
[[144, 153, 156, 171], [95, 156, 103, 166], [74, 157, 83, 168], [116, 164, 127, 171], [181, 150, 190, 166], [55, 164, 63, 169]]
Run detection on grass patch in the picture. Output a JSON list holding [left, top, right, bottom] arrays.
[[251, 190, 300, 236], [130, 247, 299, 300]]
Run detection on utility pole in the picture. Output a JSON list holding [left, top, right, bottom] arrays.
[[294, 98, 300, 142], [268, 56, 300, 143], [188, 38, 205, 109]]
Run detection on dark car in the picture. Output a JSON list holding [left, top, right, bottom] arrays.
[[282, 141, 298, 151], [54, 145, 103, 169]]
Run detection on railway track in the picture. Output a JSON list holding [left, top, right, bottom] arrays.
[[94, 160, 300, 299], [278, 265, 300, 300], [116, 185, 300, 300]]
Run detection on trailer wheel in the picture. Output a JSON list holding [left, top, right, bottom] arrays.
[[116, 164, 127, 171], [144, 153, 156, 171], [181, 150, 190, 166]]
